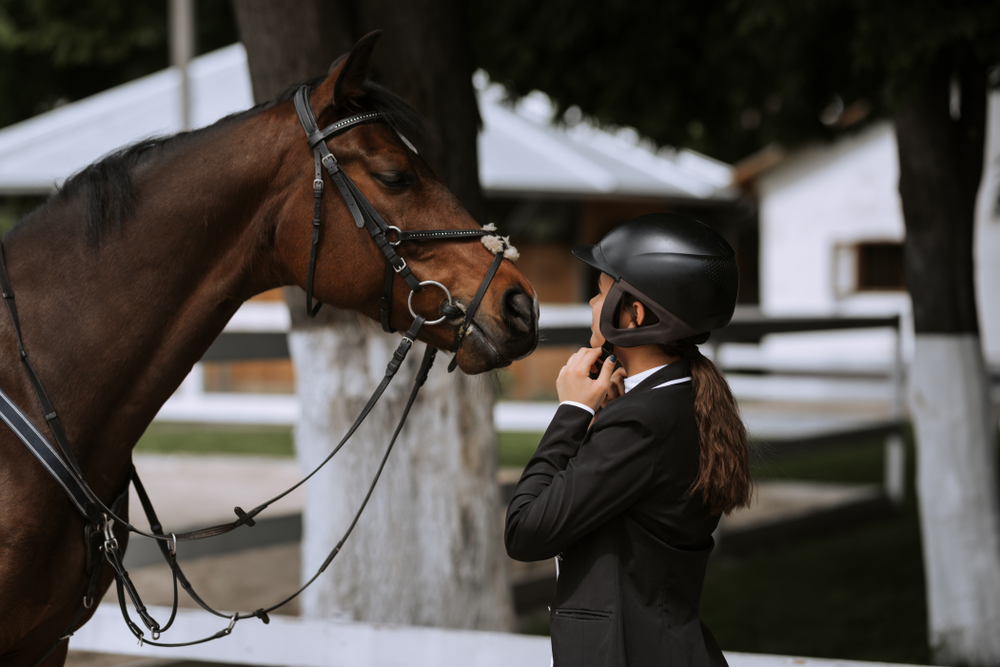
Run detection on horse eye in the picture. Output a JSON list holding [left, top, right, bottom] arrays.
[[374, 171, 414, 189]]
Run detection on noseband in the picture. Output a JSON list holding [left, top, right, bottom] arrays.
[[292, 86, 513, 370]]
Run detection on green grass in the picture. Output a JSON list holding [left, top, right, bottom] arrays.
[[498, 431, 542, 467], [703, 434, 930, 664], [500, 429, 933, 664], [137, 423, 535, 462], [135, 422, 294, 457], [751, 438, 889, 484], [702, 502, 929, 664]]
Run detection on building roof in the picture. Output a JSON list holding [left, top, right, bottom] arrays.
[[475, 75, 735, 200], [0, 44, 735, 201]]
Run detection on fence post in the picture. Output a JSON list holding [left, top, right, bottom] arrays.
[[884, 319, 906, 505]]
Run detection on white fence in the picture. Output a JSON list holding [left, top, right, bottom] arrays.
[[159, 303, 914, 430], [71, 604, 924, 667]]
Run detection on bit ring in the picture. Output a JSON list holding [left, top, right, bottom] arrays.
[[408, 280, 453, 326]]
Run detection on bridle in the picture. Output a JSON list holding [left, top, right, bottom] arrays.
[[292, 86, 515, 372], [2, 85, 520, 663]]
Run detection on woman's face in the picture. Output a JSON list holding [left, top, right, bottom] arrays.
[[589, 273, 615, 348]]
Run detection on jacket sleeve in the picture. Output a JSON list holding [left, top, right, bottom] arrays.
[[504, 401, 660, 561]]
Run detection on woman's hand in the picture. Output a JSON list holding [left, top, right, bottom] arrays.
[[600, 367, 628, 410], [556, 347, 618, 411]]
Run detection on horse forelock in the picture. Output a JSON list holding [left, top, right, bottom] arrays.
[[355, 81, 427, 143]]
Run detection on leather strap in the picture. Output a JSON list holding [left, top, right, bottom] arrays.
[[110, 321, 437, 647], [393, 228, 489, 242], [293, 87, 423, 318], [447, 247, 506, 373], [291, 86, 501, 331], [25, 485, 129, 667], [0, 246, 88, 484], [0, 384, 95, 518], [291, 85, 514, 362], [381, 261, 396, 333]]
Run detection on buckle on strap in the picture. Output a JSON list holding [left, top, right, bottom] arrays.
[[101, 514, 118, 553]]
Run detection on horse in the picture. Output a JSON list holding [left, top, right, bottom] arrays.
[[0, 32, 538, 666]]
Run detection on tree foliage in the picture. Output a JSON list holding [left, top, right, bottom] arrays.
[[7, 1, 998, 164], [467, 0, 1000, 162], [0, 0, 237, 129]]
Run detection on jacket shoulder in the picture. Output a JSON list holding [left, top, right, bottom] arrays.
[[596, 378, 692, 431]]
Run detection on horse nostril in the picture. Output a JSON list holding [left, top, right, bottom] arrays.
[[502, 288, 536, 336]]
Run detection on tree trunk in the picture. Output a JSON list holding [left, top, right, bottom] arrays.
[[233, 0, 513, 630], [231, 1, 347, 101], [896, 46, 1000, 665], [290, 309, 510, 628], [354, 0, 485, 221]]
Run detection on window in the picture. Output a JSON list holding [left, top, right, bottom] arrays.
[[833, 241, 906, 297], [857, 242, 905, 291]]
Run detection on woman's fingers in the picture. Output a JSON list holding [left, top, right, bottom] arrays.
[[557, 348, 618, 410], [611, 367, 626, 393], [595, 353, 617, 385]]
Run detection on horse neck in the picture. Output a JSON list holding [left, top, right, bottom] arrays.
[[2, 113, 295, 493]]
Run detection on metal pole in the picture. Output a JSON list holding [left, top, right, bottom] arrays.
[[170, 0, 194, 131]]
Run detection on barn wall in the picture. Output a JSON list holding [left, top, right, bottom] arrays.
[[757, 109, 1000, 368]]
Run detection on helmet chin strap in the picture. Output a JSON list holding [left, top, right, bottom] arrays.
[[589, 340, 617, 380]]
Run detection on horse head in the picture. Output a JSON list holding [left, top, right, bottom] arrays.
[[272, 32, 538, 374]]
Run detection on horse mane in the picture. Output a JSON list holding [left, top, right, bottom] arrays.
[[44, 77, 426, 247]]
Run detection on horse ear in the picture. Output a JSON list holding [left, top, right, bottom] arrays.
[[314, 30, 382, 109]]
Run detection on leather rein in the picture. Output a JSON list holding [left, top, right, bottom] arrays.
[[3, 84, 516, 661]]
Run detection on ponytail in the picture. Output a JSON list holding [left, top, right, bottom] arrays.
[[671, 345, 752, 515], [622, 294, 752, 515]]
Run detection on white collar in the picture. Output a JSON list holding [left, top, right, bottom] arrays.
[[624, 364, 669, 393]]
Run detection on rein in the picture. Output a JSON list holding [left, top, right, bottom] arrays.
[[2, 85, 518, 661]]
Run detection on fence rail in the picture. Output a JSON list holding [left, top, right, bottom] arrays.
[[70, 604, 925, 667]]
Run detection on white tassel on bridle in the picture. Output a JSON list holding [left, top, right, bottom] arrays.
[[480, 223, 520, 261]]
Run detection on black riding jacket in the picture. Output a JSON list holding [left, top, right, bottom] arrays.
[[505, 359, 726, 667]]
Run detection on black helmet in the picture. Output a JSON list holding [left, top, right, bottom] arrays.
[[573, 213, 738, 348]]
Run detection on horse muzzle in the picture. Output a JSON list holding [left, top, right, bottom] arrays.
[[453, 286, 538, 374]]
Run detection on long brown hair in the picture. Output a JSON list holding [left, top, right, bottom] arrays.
[[622, 297, 752, 515]]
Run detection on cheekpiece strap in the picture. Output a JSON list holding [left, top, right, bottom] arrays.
[[293, 86, 424, 317]]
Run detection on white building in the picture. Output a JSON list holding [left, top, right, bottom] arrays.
[[743, 105, 1000, 371]]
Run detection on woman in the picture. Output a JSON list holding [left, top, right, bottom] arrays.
[[505, 213, 752, 667]]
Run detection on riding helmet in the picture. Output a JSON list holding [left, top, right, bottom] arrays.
[[573, 213, 739, 347]]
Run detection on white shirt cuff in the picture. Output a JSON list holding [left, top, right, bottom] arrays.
[[559, 400, 595, 416]]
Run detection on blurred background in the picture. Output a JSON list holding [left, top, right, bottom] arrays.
[[2, 1, 999, 666]]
